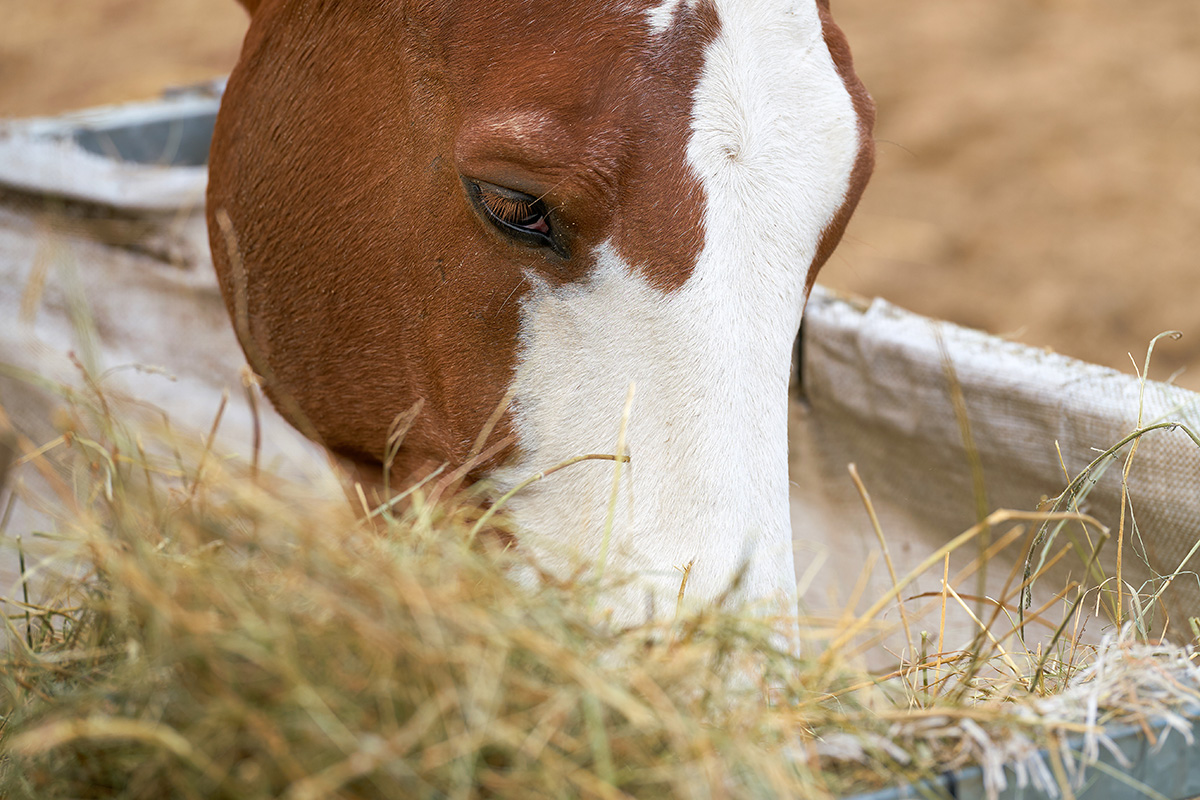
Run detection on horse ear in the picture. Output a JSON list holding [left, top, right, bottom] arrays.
[[234, 0, 263, 14]]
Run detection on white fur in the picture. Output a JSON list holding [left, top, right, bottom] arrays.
[[494, 0, 862, 626], [645, 0, 689, 34]]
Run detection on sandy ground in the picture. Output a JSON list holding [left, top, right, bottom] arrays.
[[2, 0, 1198, 387], [833, 0, 1200, 389]]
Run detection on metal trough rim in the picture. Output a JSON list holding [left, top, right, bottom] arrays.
[[0, 84, 220, 212], [844, 707, 1200, 800]]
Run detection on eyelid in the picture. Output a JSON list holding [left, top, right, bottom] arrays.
[[465, 179, 569, 258], [474, 180, 541, 211]]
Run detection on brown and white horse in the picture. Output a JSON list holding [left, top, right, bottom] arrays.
[[207, 0, 874, 624]]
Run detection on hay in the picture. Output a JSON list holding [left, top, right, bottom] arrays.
[[0, 369, 1197, 799]]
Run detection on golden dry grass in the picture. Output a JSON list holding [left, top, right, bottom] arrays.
[[0, 365, 1196, 800]]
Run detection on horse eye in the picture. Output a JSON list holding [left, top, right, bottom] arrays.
[[465, 179, 567, 258]]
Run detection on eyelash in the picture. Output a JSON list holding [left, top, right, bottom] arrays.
[[479, 192, 540, 227], [466, 180, 567, 258]]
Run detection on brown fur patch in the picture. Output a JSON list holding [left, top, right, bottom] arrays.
[[207, 1, 720, 483]]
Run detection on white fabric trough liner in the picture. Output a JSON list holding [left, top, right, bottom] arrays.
[[791, 287, 1200, 651], [0, 87, 329, 606]]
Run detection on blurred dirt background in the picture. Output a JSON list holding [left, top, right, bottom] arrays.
[[2, 0, 1198, 387]]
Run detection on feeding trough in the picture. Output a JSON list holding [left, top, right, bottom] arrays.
[[0, 81, 219, 211], [0, 86, 1197, 799]]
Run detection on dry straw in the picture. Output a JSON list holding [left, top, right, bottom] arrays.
[[0, 352, 1197, 799]]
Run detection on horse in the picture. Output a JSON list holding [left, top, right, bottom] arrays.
[[207, 0, 874, 624]]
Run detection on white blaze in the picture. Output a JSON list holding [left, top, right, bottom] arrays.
[[494, 0, 862, 626]]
